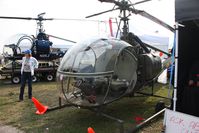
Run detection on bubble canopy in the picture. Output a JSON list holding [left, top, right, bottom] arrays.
[[3, 34, 33, 57], [57, 38, 138, 107]]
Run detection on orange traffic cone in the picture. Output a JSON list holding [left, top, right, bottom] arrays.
[[88, 127, 95, 133], [32, 97, 48, 115]]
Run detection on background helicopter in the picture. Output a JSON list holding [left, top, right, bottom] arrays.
[[56, 0, 174, 108], [0, 12, 76, 61], [0, 12, 119, 84]]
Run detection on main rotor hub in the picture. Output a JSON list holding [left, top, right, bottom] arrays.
[[120, 0, 130, 10]]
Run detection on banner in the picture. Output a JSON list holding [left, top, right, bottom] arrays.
[[164, 109, 199, 133]]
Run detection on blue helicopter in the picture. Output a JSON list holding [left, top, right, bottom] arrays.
[[0, 12, 76, 61]]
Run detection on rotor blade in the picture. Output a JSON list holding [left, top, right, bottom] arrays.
[[85, 8, 119, 18], [144, 42, 171, 56], [47, 34, 76, 43], [130, 9, 175, 32], [50, 18, 108, 23], [0, 16, 54, 21], [0, 16, 36, 20], [0, 16, 111, 23], [98, 0, 115, 3], [131, 0, 152, 6], [39, 18, 54, 21]]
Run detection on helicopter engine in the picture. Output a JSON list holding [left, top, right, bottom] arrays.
[[35, 39, 52, 54], [125, 33, 162, 90], [33, 33, 53, 56], [138, 54, 162, 81]]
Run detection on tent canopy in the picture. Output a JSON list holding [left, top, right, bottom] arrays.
[[175, 0, 199, 22]]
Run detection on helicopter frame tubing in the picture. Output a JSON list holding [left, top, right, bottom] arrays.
[[133, 65, 172, 100], [46, 95, 125, 133]]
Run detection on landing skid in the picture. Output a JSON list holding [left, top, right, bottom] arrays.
[[47, 97, 73, 112], [46, 97, 124, 132], [89, 107, 124, 133]]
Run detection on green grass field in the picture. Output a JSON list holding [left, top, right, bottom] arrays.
[[0, 80, 171, 133]]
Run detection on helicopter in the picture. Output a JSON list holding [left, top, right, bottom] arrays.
[[56, 0, 174, 108], [0, 12, 76, 61]]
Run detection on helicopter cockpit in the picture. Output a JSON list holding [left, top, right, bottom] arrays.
[[57, 38, 138, 107], [3, 34, 34, 60], [2, 33, 65, 60]]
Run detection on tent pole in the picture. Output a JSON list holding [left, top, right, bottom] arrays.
[[173, 22, 179, 111]]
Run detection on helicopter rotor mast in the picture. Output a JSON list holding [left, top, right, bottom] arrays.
[[86, 0, 174, 40], [111, 0, 175, 33], [86, 0, 132, 40], [115, 0, 130, 40], [37, 12, 46, 33], [35, 12, 53, 35]]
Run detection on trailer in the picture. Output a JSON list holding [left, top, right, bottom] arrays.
[[0, 60, 58, 84]]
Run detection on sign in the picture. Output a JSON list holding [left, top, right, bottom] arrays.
[[164, 109, 199, 133], [158, 69, 167, 84]]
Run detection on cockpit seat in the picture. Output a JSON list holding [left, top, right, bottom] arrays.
[[110, 79, 128, 92]]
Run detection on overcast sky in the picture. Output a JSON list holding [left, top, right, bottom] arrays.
[[0, 0, 175, 53]]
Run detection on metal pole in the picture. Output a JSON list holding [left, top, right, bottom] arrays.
[[123, 9, 128, 39], [100, 112, 124, 133], [127, 108, 166, 133], [59, 97, 62, 107], [88, 107, 124, 133], [173, 22, 179, 111]]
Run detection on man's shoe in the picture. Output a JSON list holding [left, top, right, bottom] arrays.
[[18, 99, 23, 102]]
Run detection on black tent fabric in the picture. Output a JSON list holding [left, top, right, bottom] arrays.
[[175, 0, 199, 116], [177, 21, 199, 113], [175, 0, 199, 22]]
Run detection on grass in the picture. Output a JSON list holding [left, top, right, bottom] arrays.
[[0, 79, 171, 133]]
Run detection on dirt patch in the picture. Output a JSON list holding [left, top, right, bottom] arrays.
[[0, 123, 24, 133], [140, 118, 164, 133]]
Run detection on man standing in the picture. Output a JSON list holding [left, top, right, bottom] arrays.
[[19, 49, 38, 101]]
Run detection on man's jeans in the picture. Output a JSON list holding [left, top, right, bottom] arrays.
[[19, 72, 32, 100]]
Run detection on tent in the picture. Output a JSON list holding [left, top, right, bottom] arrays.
[[174, 0, 199, 112]]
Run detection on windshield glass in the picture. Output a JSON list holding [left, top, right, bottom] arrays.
[[59, 38, 129, 73]]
